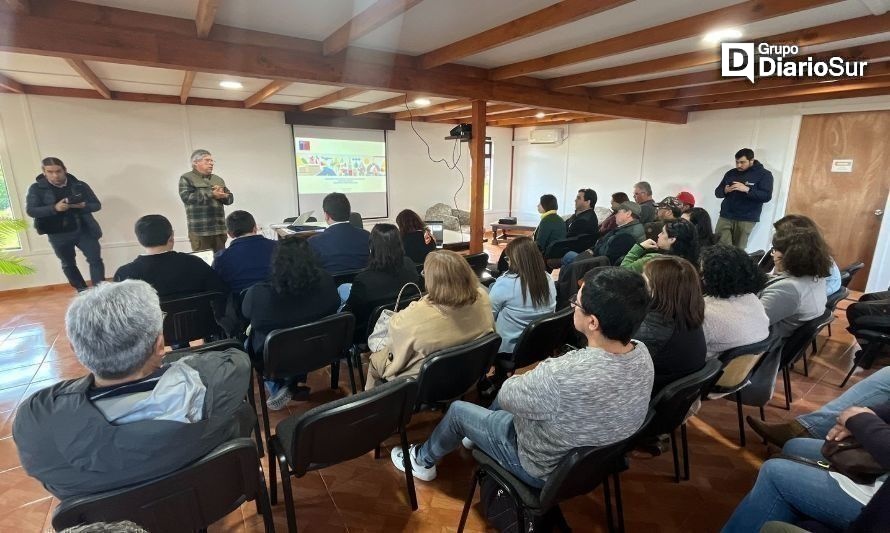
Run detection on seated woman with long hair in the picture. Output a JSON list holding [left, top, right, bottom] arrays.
[[395, 209, 436, 264], [365, 250, 495, 389], [621, 218, 700, 273], [760, 228, 830, 344], [773, 214, 842, 295], [344, 223, 420, 340], [636, 256, 707, 394], [700, 244, 770, 359], [683, 206, 718, 249], [242, 237, 340, 410]]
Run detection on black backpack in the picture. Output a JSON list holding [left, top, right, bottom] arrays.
[[478, 471, 565, 532]]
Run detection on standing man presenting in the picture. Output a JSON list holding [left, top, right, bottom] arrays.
[[715, 148, 773, 249], [26, 157, 104, 292], [179, 149, 234, 252]]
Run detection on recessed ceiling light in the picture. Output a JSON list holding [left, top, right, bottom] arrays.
[[219, 81, 244, 90], [413, 97, 431, 107], [703, 28, 743, 44], [535, 112, 547, 119]]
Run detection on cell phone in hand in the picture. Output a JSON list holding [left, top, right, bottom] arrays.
[[68, 192, 84, 203]]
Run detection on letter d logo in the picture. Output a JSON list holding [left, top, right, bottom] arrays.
[[722, 43, 755, 83]]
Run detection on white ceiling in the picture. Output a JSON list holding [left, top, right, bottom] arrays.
[[6, 0, 890, 110]]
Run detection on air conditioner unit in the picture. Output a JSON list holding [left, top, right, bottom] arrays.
[[528, 128, 564, 144]]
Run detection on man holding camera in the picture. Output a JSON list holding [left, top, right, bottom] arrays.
[[25, 157, 104, 291]]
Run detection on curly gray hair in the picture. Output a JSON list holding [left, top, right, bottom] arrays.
[[190, 149, 212, 165], [66, 280, 163, 379]]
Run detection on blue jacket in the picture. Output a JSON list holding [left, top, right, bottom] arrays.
[[308, 222, 370, 274], [715, 160, 774, 222], [489, 273, 557, 354], [212, 234, 277, 292]]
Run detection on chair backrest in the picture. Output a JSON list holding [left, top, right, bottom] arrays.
[[779, 308, 834, 367], [748, 249, 766, 264], [349, 212, 363, 228], [415, 332, 501, 408], [841, 261, 865, 288], [464, 252, 490, 277], [263, 312, 355, 379], [285, 378, 419, 476], [539, 409, 654, 509], [511, 307, 574, 368], [827, 287, 850, 311], [332, 268, 364, 286], [159, 291, 224, 344], [711, 337, 773, 393], [363, 292, 424, 339], [643, 358, 722, 437], [52, 438, 260, 532], [283, 216, 297, 223]]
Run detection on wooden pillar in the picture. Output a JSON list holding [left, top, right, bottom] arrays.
[[469, 100, 486, 254]]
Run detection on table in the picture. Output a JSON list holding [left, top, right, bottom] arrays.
[[490, 223, 536, 245]]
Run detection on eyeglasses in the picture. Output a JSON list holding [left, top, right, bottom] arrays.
[[569, 298, 585, 313]]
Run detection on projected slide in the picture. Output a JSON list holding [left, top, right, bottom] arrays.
[[295, 137, 388, 219]]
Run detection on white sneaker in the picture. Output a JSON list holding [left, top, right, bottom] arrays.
[[390, 444, 437, 481], [461, 437, 476, 450], [266, 385, 293, 411]]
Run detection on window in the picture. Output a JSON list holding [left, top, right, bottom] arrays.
[[0, 158, 22, 251], [483, 140, 493, 210]]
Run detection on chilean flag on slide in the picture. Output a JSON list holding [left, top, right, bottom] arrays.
[[298, 140, 310, 151]]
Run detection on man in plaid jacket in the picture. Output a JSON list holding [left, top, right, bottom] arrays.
[[179, 149, 234, 252]]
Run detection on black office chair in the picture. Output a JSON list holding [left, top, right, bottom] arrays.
[[778, 308, 833, 408], [638, 358, 722, 482], [457, 410, 654, 533], [704, 337, 773, 446], [332, 268, 364, 286], [269, 378, 419, 533], [502, 307, 574, 374], [52, 438, 274, 533], [544, 233, 599, 260], [464, 252, 495, 286], [821, 287, 850, 341], [349, 212, 363, 228], [160, 291, 226, 346], [841, 327, 890, 388], [748, 249, 766, 265], [253, 313, 357, 454], [414, 332, 501, 411], [840, 261, 865, 288]]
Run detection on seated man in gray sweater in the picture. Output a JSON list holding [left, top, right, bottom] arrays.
[[391, 267, 653, 485], [13, 280, 255, 500]]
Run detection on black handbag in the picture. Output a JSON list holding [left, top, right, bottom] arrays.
[[822, 437, 887, 485]]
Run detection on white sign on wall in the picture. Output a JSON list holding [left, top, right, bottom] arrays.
[[831, 159, 853, 173]]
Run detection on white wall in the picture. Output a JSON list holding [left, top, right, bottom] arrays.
[[0, 94, 512, 290], [511, 95, 890, 292]]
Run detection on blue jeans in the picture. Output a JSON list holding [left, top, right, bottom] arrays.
[[561, 251, 579, 270], [416, 400, 545, 488], [722, 438, 863, 532], [337, 283, 352, 311], [797, 366, 890, 438]]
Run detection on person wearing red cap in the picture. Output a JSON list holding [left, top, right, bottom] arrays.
[[676, 191, 695, 214]]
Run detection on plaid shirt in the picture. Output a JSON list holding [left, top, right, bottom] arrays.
[[178, 171, 234, 236]]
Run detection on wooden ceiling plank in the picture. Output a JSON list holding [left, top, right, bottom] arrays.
[[0, 72, 24, 93], [548, 12, 890, 89], [324, 0, 423, 56], [390, 99, 471, 119], [298, 87, 367, 111], [179, 70, 195, 104], [418, 0, 631, 69], [244, 79, 291, 108], [492, 0, 841, 80], [590, 71, 728, 96], [195, 0, 222, 38], [678, 84, 890, 112], [0, 10, 685, 123], [64, 58, 110, 99], [350, 94, 414, 115]]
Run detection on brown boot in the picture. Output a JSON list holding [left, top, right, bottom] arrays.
[[746, 416, 811, 447]]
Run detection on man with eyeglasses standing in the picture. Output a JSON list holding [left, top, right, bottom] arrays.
[[179, 149, 234, 252]]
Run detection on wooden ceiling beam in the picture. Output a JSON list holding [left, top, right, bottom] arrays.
[[489, 113, 608, 127], [64, 58, 110, 99], [195, 0, 221, 38], [350, 94, 415, 115], [419, 104, 518, 121], [589, 71, 727, 97], [179, 70, 195, 104], [390, 99, 470, 119], [244, 79, 291, 108], [492, 0, 841, 80], [662, 74, 890, 107], [418, 0, 631, 69], [548, 12, 890, 89], [0, 8, 685, 123], [679, 84, 890, 112], [323, 0, 423, 56], [298, 87, 367, 111], [0, 72, 24, 93]]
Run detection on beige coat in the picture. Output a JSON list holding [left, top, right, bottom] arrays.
[[366, 287, 495, 389]]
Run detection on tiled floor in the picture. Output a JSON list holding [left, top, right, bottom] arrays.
[[0, 261, 880, 532]]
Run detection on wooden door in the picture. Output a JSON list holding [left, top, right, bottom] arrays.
[[786, 112, 890, 291]]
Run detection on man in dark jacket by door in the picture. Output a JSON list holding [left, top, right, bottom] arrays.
[[715, 148, 774, 250], [25, 157, 104, 291]]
